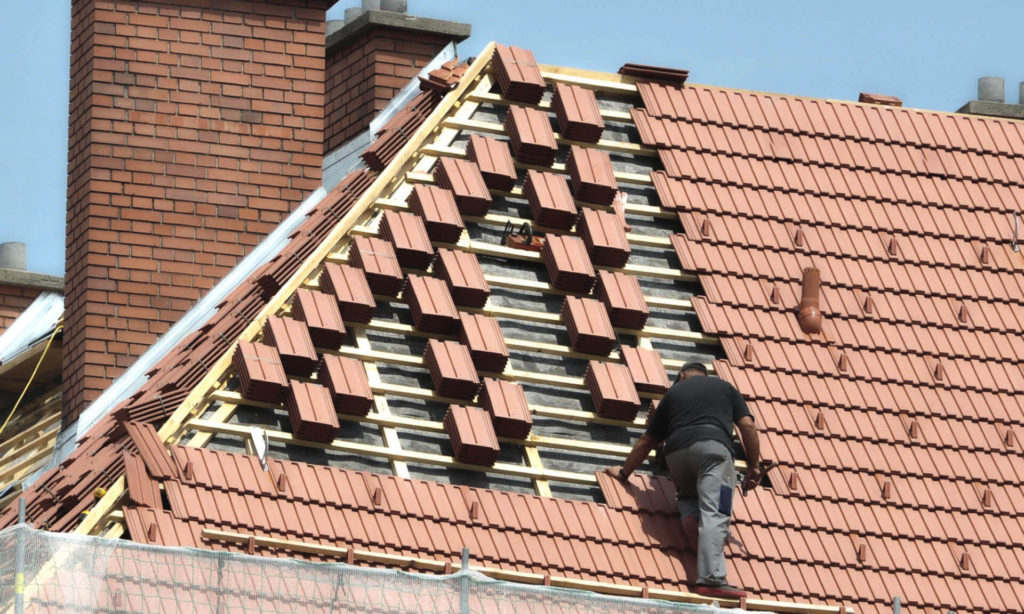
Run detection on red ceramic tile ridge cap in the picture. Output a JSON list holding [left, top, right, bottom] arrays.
[[797, 267, 823, 334]]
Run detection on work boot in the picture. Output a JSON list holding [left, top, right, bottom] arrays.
[[692, 583, 747, 599], [681, 515, 699, 553]]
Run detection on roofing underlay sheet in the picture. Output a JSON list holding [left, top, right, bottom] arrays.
[[5, 41, 1024, 614]]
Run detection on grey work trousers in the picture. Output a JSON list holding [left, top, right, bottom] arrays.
[[665, 440, 735, 586]]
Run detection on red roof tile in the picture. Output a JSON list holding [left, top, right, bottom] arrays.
[[123, 452, 161, 509], [542, 235, 595, 292], [285, 381, 339, 443], [578, 208, 630, 267], [505, 106, 558, 167], [319, 262, 376, 324], [124, 422, 177, 480], [433, 157, 492, 216], [407, 184, 465, 244], [233, 341, 288, 403], [467, 134, 518, 192], [620, 346, 670, 394], [290, 289, 346, 350], [349, 236, 404, 297], [262, 316, 317, 377], [444, 405, 501, 466], [561, 296, 616, 356], [433, 247, 490, 308], [379, 210, 435, 270], [492, 43, 546, 103], [552, 83, 604, 143], [567, 146, 618, 205], [405, 274, 460, 334], [524, 170, 577, 230], [585, 361, 641, 420], [594, 270, 648, 330], [423, 339, 480, 400], [458, 312, 510, 373], [317, 354, 373, 417], [479, 378, 532, 439]]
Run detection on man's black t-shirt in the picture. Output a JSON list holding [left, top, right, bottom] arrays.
[[645, 375, 752, 456]]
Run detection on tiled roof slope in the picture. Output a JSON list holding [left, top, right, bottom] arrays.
[[637, 82, 1024, 612], [6, 41, 1023, 614], [0, 63, 467, 534]]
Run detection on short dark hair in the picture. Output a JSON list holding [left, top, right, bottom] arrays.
[[680, 362, 708, 375]]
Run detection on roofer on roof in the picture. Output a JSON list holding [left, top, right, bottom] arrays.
[[606, 362, 761, 600]]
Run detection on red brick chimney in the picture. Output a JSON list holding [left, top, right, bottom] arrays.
[[64, 0, 329, 425], [324, 3, 470, 151]]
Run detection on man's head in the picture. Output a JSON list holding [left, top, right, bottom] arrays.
[[676, 362, 708, 382]]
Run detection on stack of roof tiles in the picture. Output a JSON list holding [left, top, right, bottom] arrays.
[[317, 354, 373, 417], [567, 146, 618, 204], [524, 170, 577, 230], [290, 289, 346, 350], [458, 313, 510, 373], [232, 341, 289, 403], [505, 106, 558, 166], [552, 83, 604, 143], [594, 270, 649, 330], [585, 361, 641, 420], [361, 89, 446, 171], [578, 208, 631, 267], [405, 274, 460, 334], [620, 346, 670, 394], [318, 262, 376, 324], [444, 404, 501, 466], [433, 157, 492, 216], [466, 135, 518, 192], [349, 236, 404, 296], [379, 210, 434, 270], [407, 185, 465, 243], [561, 297, 616, 356], [423, 339, 481, 400], [433, 248, 490, 308], [542, 235, 595, 292], [492, 43, 546, 103], [479, 378, 532, 439], [262, 316, 317, 377], [286, 381, 339, 443]]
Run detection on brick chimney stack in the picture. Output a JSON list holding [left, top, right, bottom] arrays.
[[64, 0, 329, 426], [324, 1, 470, 151]]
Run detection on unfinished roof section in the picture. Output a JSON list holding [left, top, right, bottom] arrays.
[[9, 40, 1019, 614]]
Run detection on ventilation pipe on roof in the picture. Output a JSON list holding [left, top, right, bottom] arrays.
[[796, 267, 823, 335]]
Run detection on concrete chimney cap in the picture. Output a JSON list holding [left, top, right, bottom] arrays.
[[978, 76, 1005, 103], [0, 242, 27, 271]]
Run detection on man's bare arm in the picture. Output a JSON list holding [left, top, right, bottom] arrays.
[[605, 434, 659, 481], [736, 416, 761, 491]]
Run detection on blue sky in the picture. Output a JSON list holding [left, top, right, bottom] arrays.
[[1, 0, 1022, 277]]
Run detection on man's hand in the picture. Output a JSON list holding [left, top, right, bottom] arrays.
[[741, 465, 761, 493], [604, 466, 628, 482]]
